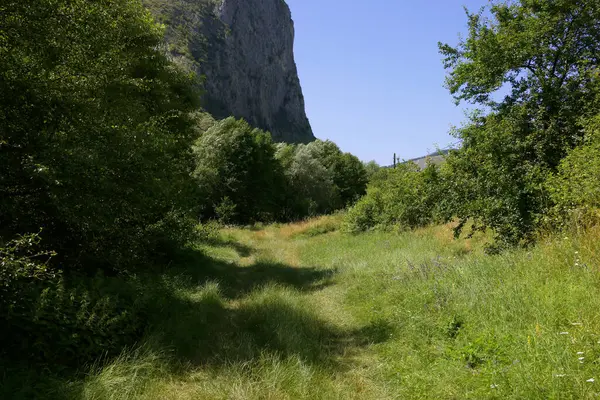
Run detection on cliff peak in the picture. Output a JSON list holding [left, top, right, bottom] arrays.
[[145, 0, 315, 143]]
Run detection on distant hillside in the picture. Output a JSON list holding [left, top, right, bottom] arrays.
[[407, 149, 451, 170], [385, 149, 452, 170]]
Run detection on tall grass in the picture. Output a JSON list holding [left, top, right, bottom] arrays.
[[4, 219, 600, 399], [301, 224, 600, 399]]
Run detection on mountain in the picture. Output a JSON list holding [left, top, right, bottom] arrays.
[[143, 0, 315, 144]]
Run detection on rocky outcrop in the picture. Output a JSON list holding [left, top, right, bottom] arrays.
[[146, 0, 314, 143]]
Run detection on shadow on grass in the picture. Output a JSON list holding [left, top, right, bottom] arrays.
[[149, 291, 399, 370], [1, 237, 390, 399], [202, 237, 255, 257], [148, 290, 346, 368], [167, 247, 336, 299]]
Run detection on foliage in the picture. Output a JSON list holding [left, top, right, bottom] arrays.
[[307, 140, 368, 207], [344, 163, 444, 233], [439, 0, 600, 168], [0, 234, 145, 367], [282, 143, 339, 217], [437, 0, 600, 247], [0, 0, 201, 272], [441, 108, 549, 249], [545, 114, 600, 229], [363, 160, 382, 180], [192, 117, 287, 224], [276, 140, 368, 219]]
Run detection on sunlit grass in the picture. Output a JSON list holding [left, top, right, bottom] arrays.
[[6, 219, 600, 399]]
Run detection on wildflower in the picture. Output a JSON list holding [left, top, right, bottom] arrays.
[[560, 332, 569, 335], [577, 352, 585, 355], [579, 357, 585, 361], [490, 384, 499, 389], [571, 322, 583, 326], [587, 378, 595, 383], [554, 374, 566, 378]]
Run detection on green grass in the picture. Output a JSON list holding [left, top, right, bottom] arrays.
[[4, 218, 600, 399]]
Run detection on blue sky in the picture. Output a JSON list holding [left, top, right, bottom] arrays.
[[286, 0, 490, 164]]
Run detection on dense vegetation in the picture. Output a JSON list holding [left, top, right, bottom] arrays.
[[346, 0, 600, 252], [192, 117, 367, 223], [0, 0, 366, 375]]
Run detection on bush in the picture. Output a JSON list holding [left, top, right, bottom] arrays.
[[344, 163, 444, 233], [545, 115, 600, 230], [0, 0, 201, 272], [0, 234, 145, 366], [440, 109, 550, 250]]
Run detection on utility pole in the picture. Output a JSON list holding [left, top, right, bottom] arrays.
[[393, 153, 397, 168]]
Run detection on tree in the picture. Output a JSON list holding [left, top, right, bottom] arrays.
[[439, 0, 600, 168], [438, 0, 600, 246], [332, 153, 369, 206], [363, 161, 382, 180], [0, 0, 201, 271], [344, 163, 442, 233], [302, 140, 368, 208], [284, 143, 338, 217], [442, 108, 548, 248], [546, 113, 600, 229], [192, 117, 286, 223]]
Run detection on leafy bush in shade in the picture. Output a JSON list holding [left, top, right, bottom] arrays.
[[0, 0, 201, 272], [0, 234, 145, 366]]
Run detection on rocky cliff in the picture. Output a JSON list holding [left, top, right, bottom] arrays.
[[144, 0, 314, 143]]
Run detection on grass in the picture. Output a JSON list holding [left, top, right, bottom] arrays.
[[4, 217, 600, 399]]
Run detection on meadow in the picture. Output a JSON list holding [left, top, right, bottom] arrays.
[[8, 215, 599, 399]]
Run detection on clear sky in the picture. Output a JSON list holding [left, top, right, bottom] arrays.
[[286, 0, 490, 165]]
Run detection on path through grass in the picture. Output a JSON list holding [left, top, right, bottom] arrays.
[[10, 216, 600, 399]]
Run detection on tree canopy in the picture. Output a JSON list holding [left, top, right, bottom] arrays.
[[440, 0, 600, 167], [0, 0, 201, 270]]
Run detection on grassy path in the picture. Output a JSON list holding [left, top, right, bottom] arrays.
[[50, 216, 600, 399]]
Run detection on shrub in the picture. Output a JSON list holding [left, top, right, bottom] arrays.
[[545, 115, 600, 230], [0, 0, 201, 272], [344, 163, 443, 233], [0, 234, 145, 366], [441, 109, 550, 250]]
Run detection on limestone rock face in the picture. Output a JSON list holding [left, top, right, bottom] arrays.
[[147, 0, 314, 143]]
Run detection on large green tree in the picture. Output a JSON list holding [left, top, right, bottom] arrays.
[[0, 0, 201, 270], [438, 0, 600, 246], [440, 0, 600, 167]]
